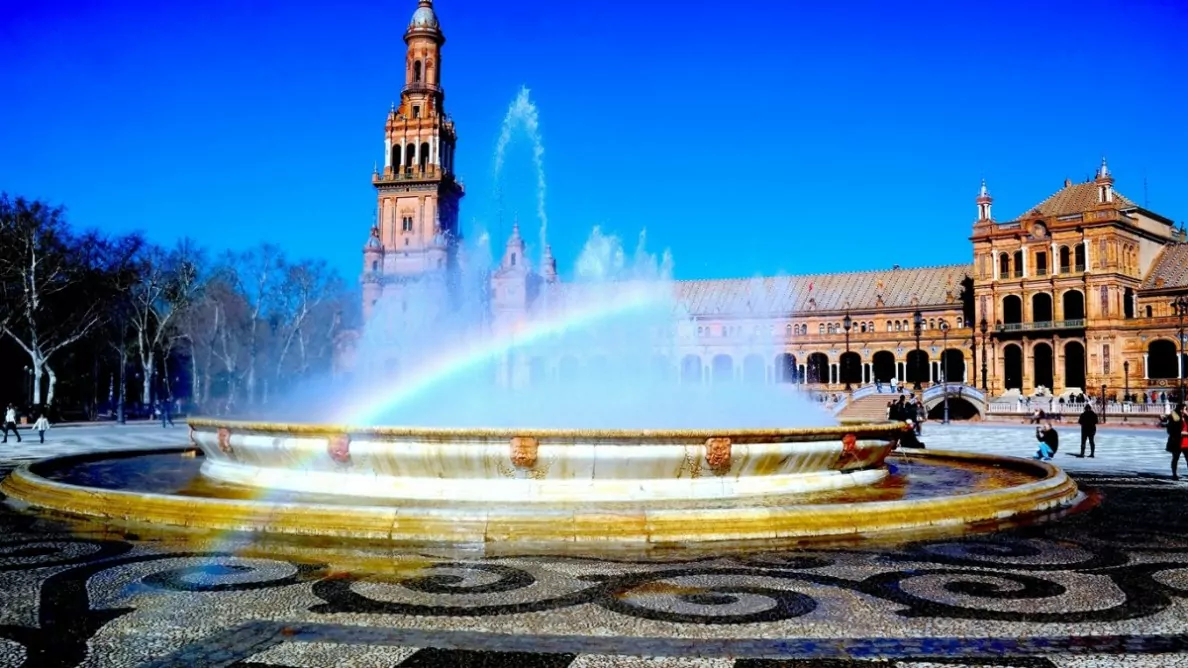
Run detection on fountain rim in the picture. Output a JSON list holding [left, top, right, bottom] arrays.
[[186, 418, 909, 443], [0, 446, 1082, 549]]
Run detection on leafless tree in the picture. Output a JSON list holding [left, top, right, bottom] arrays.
[[0, 195, 141, 406], [128, 239, 204, 405]]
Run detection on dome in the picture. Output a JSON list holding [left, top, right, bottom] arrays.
[[409, 0, 439, 30]]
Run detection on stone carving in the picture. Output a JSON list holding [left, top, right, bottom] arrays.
[[705, 437, 732, 472], [510, 436, 539, 468], [217, 428, 233, 455], [838, 433, 859, 466], [328, 435, 351, 465]]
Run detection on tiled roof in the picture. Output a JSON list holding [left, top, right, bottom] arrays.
[[536, 264, 973, 316], [1013, 180, 1137, 220], [1141, 244, 1188, 291], [674, 264, 972, 316]]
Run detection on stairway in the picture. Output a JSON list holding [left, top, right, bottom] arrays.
[[836, 394, 895, 422]]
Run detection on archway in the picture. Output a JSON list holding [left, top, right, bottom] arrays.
[[1063, 290, 1085, 321], [775, 353, 797, 383], [1033, 343, 1054, 390], [1032, 293, 1053, 323], [558, 355, 580, 384], [1003, 344, 1023, 390], [839, 352, 862, 385], [1123, 287, 1135, 319], [925, 397, 981, 421], [872, 351, 896, 383], [743, 354, 765, 384], [1063, 341, 1085, 392], [712, 354, 735, 384], [1002, 295, 1022, 325], [1148, 340, 1179, 380], [905, 349, 930, 384], [807, 353, 829, 384], [680, 355, 702, 385], [941, 349, 965, 382]]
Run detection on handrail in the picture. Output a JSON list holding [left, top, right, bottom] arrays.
[[996, 319, 1085, 332]]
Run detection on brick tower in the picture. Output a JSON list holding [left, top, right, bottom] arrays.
[[363, 0, 464, 323]]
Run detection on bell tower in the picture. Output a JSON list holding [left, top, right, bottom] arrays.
[[365, 0, 465, 322]]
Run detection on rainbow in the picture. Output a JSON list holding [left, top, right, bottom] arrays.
[[338, 281, 673, 426]]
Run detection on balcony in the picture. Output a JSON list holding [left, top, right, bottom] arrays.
[[1012, 270, 1024, 278], [996, 319, 1086, 333], [404, 82, 441, 93], [374, 166, 443, 183]]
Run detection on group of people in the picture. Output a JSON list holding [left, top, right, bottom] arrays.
[[1032, 403, 1099, 461], [887, 394, 926, 448], [1162, 403, 1188, 481], [2, 404, 50, 444]]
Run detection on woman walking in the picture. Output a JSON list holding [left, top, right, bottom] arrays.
[[1165, 403, 1186, 481]]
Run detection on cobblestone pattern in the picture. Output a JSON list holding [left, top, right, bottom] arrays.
[[0, 424, 1183, 666]]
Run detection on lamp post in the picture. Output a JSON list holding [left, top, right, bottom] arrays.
[[912, 310, 924, 390], [23, 366, 33, 407], [941, 321, 950, 424], [1100, 382, 1107, 424], [1123, 360, 1130, 423], [842, 312, 853, 391], [979, 317, 989, 392], [1173, 295, 1188, 401]]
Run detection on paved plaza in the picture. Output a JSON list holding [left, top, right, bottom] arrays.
[[0, 422, 1185, 667]]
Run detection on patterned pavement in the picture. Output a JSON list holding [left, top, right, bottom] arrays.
[[0, 422, 1185, 667]]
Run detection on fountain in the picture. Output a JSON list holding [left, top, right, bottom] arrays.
[[0, 89, 1082, 554]]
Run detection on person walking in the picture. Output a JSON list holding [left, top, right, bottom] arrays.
[[159, 398, 175, 428], [1165, 403, 1186, 481], [1075, 403, 1098, 458], [2, 404, 21, 444], [33, 413, 50, 444]]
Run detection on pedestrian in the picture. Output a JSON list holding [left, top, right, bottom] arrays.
[[1164, 403, 1186, 481], [876, 378, 883, 393], [1075, 403, 1098, 458], [33, 413, 50, 444], [2, 404, 21, 444], [159, 398, 175, 428], [1035, 422, 1059, 461]]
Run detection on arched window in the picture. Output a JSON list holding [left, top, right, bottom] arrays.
[[405, 144, 415, 168], [1074, 244, 1086, 271], [370, 260, 378, 272], [928, 319, 935, 330], [1013, 250, 1024, 276], [785, 324, 792, 337], [413, 60, 422, 83], [859, 323, 866, 333], [1059, 246, 1071, 273], [510, 252, 517, 266], [419, 142, 430, 170], [818, 324, 825, 335], [999, 253, 1010, 277], [956, 317, 963, 328], [895, 321, 902, 332], [886, 321, 892, 332]]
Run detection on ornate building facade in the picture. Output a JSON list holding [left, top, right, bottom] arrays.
[[345, 0, 1188, 407]]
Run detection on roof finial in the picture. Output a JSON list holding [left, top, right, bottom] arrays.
[[390, 101, 396, 112], [373, 161, 378, 175], [1099, 155, 1109, 178], [979, 178, 988, 197]]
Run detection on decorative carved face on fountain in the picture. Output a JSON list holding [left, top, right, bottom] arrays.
[[217, 428, 233, 455], [705, 437, 732, 472], [328, 435, 351, 464], [510, 436, 539, 468]]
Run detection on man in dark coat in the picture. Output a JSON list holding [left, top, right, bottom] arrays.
[[1165, 403, 1185, 481], [1076, 404, 1098, 458], [1035, 423, 1059, 461]]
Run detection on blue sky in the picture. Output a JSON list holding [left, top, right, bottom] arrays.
[[2, 0, 1186, 282]]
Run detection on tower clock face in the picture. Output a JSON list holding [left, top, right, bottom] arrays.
[[1033, 222, 1047, 238]]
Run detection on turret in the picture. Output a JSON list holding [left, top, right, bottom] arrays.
[[976, 179, 993, 222], [1095, 156, 1115, 204]]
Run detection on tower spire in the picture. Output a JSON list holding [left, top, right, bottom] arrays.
[[975, 178, 993, 222]]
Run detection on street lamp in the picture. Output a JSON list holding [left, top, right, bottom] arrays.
[[842, 312, 853, 391], [912, 310, 924, 390], [1100, 382, 1107, 424], [1123, 360, 1130, 423], [941, 321, 950, 424], [1172, 295, 1188, 400], [979, 317, 989, 392], [23, 366, 33, 407]]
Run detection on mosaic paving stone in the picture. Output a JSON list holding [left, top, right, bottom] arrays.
[[0, 423, 1183, 666]]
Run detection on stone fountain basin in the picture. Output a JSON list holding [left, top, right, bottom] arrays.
[[186, 419, 903, 502]]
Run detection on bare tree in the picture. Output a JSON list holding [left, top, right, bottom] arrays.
[[129, 239, 204, 405], [0, 195, 142, 407], [221, 245, 286, 407]]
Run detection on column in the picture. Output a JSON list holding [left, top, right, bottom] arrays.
[[400, 138, 407, 170], [384, 137, 392, 169], [1083, 239, 1091, 270], [1051, 242, 1057, 274], [1143, 353, 1149, 379], [992, 247, 998, 280]]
